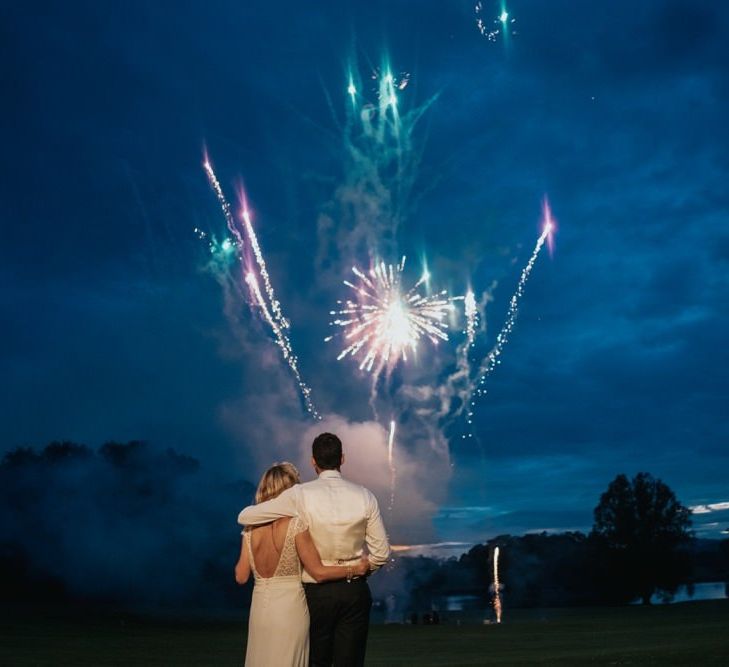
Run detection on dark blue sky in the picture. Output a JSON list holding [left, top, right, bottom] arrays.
[[2, 0, 728, 543]]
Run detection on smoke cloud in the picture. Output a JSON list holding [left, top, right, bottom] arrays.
[[298, 414, 450, 544], [0, 441, 254, 609]]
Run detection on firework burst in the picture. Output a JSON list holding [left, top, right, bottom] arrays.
[[326, 257, 456, 374], [475, 2, 517, 42]]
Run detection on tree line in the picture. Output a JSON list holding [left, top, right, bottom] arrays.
[[406, 473, 728, 608]]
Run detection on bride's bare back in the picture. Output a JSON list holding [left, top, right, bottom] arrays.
[[248, 517, 292, 578]]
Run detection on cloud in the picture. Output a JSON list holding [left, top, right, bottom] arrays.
[[690, 501, 729, 515], [0, 441, 254, 607]]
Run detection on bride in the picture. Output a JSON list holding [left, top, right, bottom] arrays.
[[235, 462, 369, 666]]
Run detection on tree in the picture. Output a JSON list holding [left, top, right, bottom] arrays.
[[592, 472, 693, 604]]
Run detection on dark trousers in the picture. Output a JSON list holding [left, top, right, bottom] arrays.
[[304, 578, 372, 667]]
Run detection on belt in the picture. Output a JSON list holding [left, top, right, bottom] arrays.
[[303, 577, 366, 588]]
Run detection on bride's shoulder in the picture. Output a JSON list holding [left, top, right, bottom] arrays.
[[290, 514, 308, 533]]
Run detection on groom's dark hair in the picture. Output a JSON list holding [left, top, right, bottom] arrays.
[[312, 432, 342, 470]]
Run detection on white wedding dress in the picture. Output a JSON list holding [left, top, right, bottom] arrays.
[[244, 517, 309, 666]]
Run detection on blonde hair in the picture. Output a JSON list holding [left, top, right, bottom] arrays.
[[255, 462, 300, 504]]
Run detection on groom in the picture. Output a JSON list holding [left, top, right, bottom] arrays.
[[238, 432, 391, 666]]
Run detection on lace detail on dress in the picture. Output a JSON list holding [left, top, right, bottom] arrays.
[[272, 516, 306, 578], [291, 515, 308, 536], [243, 529, 258, 579]]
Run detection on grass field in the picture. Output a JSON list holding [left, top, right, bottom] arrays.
[[3, 600, 728, 665]]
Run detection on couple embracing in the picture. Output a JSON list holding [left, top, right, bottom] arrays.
[[235, 432, 391, 666]]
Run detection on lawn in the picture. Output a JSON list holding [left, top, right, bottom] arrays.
[[2, 600, 728, 665]]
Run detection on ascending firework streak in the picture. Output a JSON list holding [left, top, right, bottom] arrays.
[[464, 199, 555, 431], [244, 272, 318, 417], [203, 157, 245, 255], [387, 420, 397, 511], [492, 546, 503, 623], [203, 157, 320, 419], [326, 257, 457, 378], [240, 206, 289, 330], [464, 290, 478, 348]]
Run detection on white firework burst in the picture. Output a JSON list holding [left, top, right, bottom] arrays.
[[326, 257, 456, 373]]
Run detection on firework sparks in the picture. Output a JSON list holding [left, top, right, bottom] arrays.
[[464, 289, 479, 348], [493, 546, 503, 623], [203, 157, 319, 419], [370, 69, 410, 97], [240, 205, 290, 330], [463, 199, 555, 435], [326, 257, 456, 376], [194, 227, 240, 264], [245, 272, 281, 338], [387, 419, 397, 511], [239, 205, 319, 418], [203, 157, 246, 255], [475, 2, 517, 42], [244, 271, 318, 417]]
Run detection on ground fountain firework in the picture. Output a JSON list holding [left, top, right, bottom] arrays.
[[492, 546, 503, 624]]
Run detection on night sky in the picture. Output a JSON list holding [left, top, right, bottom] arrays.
[[2, 0, 728, 546]]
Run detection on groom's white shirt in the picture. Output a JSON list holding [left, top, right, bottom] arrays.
[[238, 470, 390, 584]]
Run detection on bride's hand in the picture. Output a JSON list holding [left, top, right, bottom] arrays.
[[353, 556, 370, 577]]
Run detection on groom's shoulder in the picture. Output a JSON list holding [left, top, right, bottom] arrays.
[[301, 475, 372, 495], [346, 477, 372, 493], [338, 476, 377, 501]]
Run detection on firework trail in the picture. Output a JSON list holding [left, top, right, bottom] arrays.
[[239, 207, 319, 419], [464, 289, 479, 349], [326, 257, 456, 382], [203, 157, 320, 419], [387, 419, 397, 511], [462, 199, 555, 433], [492, 546, 503, 623], [245, 271, 318, 418], [240, 205, 290, 330], [203, 157, 245, 255]]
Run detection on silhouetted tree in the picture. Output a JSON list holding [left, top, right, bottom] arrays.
[[592, 472, 693, 604]]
